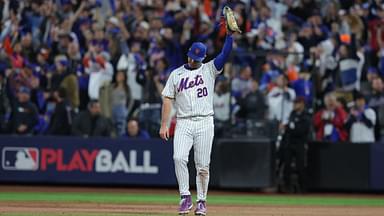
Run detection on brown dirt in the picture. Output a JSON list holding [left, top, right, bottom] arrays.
[[0, 185, 384, 216], [1, 201, 384, 216]]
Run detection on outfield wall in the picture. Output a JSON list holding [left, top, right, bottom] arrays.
[[0, 136, 176, 185], [0, 136, 383, 191], [307, 141, 384, 191]]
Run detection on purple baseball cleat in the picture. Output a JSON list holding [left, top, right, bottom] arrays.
[[194, 200, 207, 215], [179, 195, 193, 215]]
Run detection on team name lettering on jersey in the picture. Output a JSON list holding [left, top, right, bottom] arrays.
[[177, 74, 204, 92]]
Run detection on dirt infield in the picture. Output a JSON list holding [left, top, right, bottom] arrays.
[[1, 185, 384, 216], [2, 201, 384, 216]]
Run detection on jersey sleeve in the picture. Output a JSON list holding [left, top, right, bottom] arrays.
[[207, 60, 223, 77], [364, 108, 376, 125], [162, 72, 176, 99]]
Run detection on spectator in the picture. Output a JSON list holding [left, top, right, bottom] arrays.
[[285, 32, 304, 67], [213, 79, 232, 138], [51, 55, 80, 109], [72, 100, 113, 137], [8, 61, 36, 100], [159, 27, 184, 69], [99, 70, 132, 137], [238, 79, 267, 120], [291, 72, 313, 109], [323, 1, 339, 29], [298, 23, 321, 60], [10, 87, 39, 135], [138, 61, 164, 137], [313, 36, 338, 95], [288, 0, 317, 22], [116, 41, 143, 118], [29, 70, 46, 114], [267, 74, 296, 124], [104, 17, 123, 63], [259, 62, 281, 92], [54, 31, 74, 56], [20, 31, 35, 63], [83, 50, 114, 100], [337, 42, 363, 91], [8, 42, 24, 70], [124, 118, 150, 139], [368, 3, 384, 52], [33, 47, 51, 90], [313, 93, 348, 142], [66, 40, 82, 77], [231, 65, 253, 99], [367, 77, 384, 141], [46, 88, 72, 135], [34, 47, 50, 69], [361, 67, 379, 95], [345, 92, 376, 143]]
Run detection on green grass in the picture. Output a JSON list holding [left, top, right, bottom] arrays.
[[0, 192, 384, 207], [1, 192, 384, 216]]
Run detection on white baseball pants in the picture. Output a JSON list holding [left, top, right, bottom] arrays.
[[173, 116, 214, 201]]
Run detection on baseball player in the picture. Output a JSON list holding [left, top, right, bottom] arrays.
[[159, 7, 239, 215]]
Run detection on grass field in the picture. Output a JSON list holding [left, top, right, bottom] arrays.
[[1, 191, 384, 206], [0, 186, 384, 216]]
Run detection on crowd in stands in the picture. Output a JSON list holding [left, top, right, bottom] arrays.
[[0, 0, 383, 142]]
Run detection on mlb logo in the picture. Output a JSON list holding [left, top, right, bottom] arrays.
[[2, 147, 39, 171]]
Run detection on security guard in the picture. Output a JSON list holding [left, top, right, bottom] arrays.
[[280, 96, 311, 193]]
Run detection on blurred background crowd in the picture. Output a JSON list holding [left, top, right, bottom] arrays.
[[0, 0, 383, 143]]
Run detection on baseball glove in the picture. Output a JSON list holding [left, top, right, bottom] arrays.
[[223, 6, 242, 33]]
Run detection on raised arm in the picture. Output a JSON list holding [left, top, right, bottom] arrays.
[[213, 34, 233, 71], [68, 2, 86, 31]]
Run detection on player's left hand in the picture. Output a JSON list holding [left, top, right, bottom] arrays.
[[159, 125, 169, 141], [223, 6, 242, 34]]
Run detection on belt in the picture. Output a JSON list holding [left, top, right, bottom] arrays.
[[177, 114, 214, 120]]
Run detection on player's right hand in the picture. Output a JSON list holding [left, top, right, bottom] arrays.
[[159, 126, 169, 141]]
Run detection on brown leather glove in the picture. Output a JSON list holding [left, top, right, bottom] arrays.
[[223, 6, 242, 34]]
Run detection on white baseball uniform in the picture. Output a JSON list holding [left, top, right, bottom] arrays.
[[162, 60, 222, 201]]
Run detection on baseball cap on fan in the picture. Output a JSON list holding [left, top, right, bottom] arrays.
[[18, 86, 31, 95], [187, 42, 207, 62]]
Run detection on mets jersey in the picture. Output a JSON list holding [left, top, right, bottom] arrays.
[[162, 60, 222, 118]]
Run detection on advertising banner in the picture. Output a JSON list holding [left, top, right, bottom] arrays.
[[0, 136, 176, 186]]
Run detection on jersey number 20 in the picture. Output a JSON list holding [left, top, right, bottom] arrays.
[[197, 87, 208, 98]]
